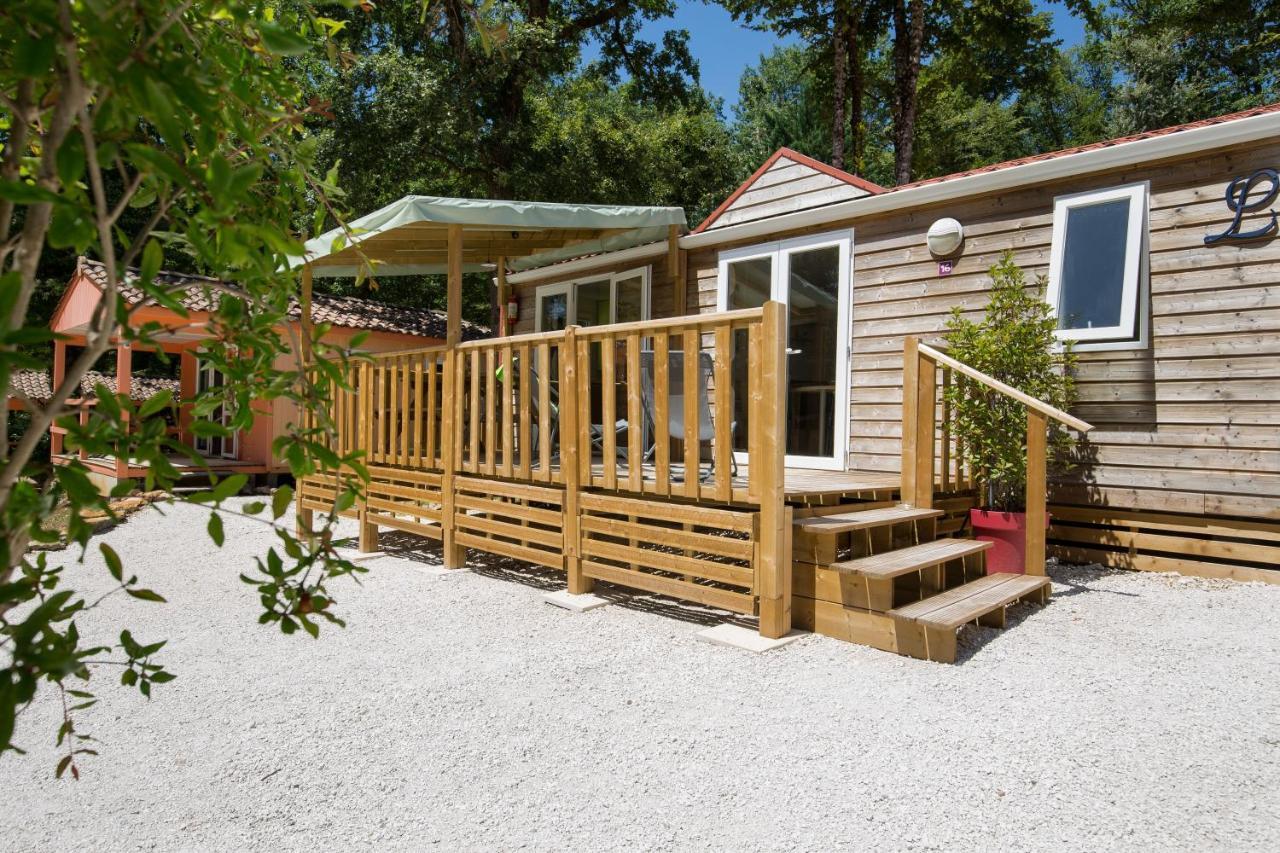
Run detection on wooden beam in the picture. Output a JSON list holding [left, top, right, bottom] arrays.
[[447, 223, 463, 347], [668, 224, 685, 315], [496, 258, 508, 338], [299, 263, 313, 365]]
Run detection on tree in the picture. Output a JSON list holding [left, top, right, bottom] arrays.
[[302, 0, 736, 326], [732, 46, 832, 169], [1, 1, 368, 776], [1096, 0, 1280, 134]]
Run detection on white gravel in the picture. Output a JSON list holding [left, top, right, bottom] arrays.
[[3, 497, 1278, 851]]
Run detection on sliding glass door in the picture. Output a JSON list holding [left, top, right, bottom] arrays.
[[718, 230, 852, 470]]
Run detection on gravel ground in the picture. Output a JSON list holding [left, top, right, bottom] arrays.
[[3, 497, 1278, 851]]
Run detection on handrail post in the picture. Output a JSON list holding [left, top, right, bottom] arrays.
[[914, 348, 937, 510], [757, 300, 789, 639], [901, 336, 919, 505], [441, 348, 466, 568], [1025, 409, 1048, 576], [561, 325, 591, 594]]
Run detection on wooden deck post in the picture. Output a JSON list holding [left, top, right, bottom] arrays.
[[1025, 409, 1048, 576], [441, 348, 466, 568], [114, 343, 132, 479], [447, 224, 463, 347], [51, 339, 66, 456], [757, 300, 789, 639], [561, 325, 591, 594]]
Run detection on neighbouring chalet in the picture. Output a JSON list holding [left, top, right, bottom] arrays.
[[39, 257, 485, 488]]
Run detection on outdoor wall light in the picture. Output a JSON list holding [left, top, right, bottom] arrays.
[[926, 217, 965, 256]]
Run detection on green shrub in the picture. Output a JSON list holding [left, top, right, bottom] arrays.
[[944, 252, 1077, 511]]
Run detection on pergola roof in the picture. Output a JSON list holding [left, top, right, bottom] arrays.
[[297, 195, 687, 276]]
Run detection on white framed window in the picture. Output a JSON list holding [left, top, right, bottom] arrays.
[[534, 266, 651, 331], [1046, 182, 1149, 349], [716, 229, 853, 470]]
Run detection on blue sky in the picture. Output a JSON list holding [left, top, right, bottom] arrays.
[[585, 1, 1088, 112]]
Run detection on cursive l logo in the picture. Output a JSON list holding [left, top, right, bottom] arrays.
[[1205, 168, 1279, 245]]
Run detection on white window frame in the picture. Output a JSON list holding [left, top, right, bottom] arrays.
[[716, 229, 854, 471], [534, 266, 652, 331], [1046, 182, 1149, 350]]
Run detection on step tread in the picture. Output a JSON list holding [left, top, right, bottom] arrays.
[[794, 505, 945, 534], [829, 537, 991, 579], [890, 573, 1051, 629]]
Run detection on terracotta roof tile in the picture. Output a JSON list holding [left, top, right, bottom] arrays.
[[77, 258, 489, 341], [6, 369, 179, 403]]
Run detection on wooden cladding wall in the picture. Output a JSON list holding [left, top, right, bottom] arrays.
[[687, 139, 1280, 526]]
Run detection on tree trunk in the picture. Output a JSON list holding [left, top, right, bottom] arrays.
[[848, 14, 864, 173], [891, 0, 925, 185], [831, 6, 849, 170]]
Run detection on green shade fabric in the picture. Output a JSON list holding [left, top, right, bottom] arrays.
[[295, 195, 686, 277]]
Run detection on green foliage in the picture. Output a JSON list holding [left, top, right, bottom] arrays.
[[1, 1, 371, 776], [733, 45, 833, 168], [1100, 0, 1280, 134], [943, 253, 1077, 512]]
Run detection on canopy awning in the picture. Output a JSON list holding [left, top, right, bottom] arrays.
[[296, 195, 687, 277]]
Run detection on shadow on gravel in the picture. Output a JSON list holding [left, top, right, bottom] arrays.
[[1048, 561, 1140, 599], [371, 530, 754, 630], [953, 599, 1046, 664]]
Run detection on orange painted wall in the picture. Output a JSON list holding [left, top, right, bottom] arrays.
[[49, 271, 446, 472]]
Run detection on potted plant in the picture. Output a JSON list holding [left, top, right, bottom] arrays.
[[944, 252, 1077, 573]]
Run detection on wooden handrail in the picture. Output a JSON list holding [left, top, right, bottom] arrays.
[[916, 342, 1094, 434], [902, 335, 1092, 577]]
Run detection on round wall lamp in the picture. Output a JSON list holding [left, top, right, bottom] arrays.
[[926, 217, 965, 257]]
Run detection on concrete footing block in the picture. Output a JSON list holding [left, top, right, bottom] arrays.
[[334, 548, 389, 564], [695, 623, 805, 653], [544, 590, 612, 612]]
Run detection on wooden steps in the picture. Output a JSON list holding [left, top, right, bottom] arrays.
[[889, 573, 1052, 663], [793, 505, 943, 535], [829, 538, 991, 580], [891, 573, 1051, 628]]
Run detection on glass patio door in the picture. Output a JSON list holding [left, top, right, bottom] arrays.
[[193, 361, 238, 459], [718, 230, 852, 470]]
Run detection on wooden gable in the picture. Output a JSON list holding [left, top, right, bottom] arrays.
[[694, 148, 883, 233]]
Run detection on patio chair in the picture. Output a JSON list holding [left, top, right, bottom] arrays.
[[638, 349, 737, 482], [499, 359, 626, 464]]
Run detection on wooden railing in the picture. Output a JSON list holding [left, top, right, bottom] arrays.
[[303, 302, 791, 638], [901, 336, 1094, 575]]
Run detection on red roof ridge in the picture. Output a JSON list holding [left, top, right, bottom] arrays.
[[693, 147, 885, 233], [889, 101, 1280, 193]]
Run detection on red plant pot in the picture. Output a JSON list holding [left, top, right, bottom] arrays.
[[970, 508, 1050, 574]]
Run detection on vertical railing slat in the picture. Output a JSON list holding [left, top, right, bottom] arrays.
[[468, 349, 480, 473], [682, 328, 699, 499], [576, 334, 591, 487], [519, 341, 531, 481], [601, 333, 617, 491], [502, 344, 514, 478], [626, 333, 642, 493], [653, 332, 670, 497], [426, 355, 438, 468], [713, 324, 732, 501], [484, 348, 496, 476], [538, 340, 551, 482]]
